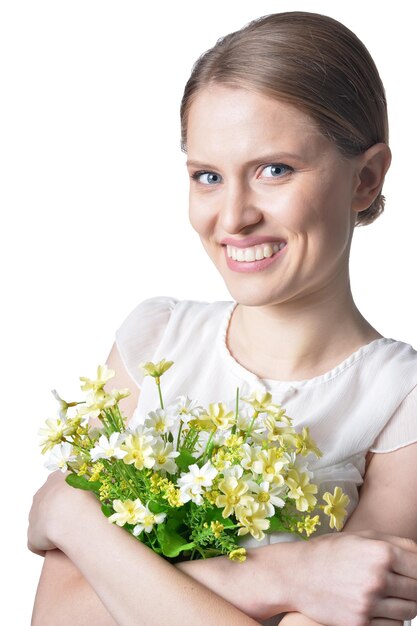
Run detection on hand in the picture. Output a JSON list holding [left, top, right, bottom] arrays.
[[293, 529, 417, 626], [27, 469, 94, 557]]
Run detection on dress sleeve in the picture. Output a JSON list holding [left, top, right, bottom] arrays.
[[114, 295, 178, 389], [369, 382, 417, 453]]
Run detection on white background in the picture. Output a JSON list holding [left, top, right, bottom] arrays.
[[1, 1, 416, 623]]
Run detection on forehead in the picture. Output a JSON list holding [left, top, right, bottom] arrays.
[[186, 84, 332, 159]]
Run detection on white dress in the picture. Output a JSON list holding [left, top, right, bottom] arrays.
[[115, 296, 417, 626]]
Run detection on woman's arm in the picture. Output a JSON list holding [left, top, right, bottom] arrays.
[[43, 481, 262, 626], [32, 535, 300, 625], [30, 340, 299, 623], [279, 442, 417, 626]]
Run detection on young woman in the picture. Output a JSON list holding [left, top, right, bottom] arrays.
[[28, 11, 417, 626]]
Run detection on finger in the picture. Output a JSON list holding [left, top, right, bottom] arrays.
[[391, 546, 417, 579], [352, 530, 417, 553], [373, 596, 417, 621], [385, 571, 417, 602]]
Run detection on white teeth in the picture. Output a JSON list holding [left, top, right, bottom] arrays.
[[227, 241, 286, 262], [244, 248, 256, 262]]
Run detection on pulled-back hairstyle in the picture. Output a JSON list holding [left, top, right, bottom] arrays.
[[180, 11, 389, 227]]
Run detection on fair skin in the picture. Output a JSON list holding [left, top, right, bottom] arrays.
[[29, 85, 417, 625]]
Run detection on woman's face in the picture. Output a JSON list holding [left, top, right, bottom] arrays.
[[186, 84, 363, 306]]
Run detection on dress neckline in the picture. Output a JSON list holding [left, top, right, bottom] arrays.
[[217, 300, 398, 390]]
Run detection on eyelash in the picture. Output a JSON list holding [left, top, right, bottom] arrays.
[[190, 163, 294, 185]]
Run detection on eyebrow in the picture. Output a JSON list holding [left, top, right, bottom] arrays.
[[185, 152, 303, 169]]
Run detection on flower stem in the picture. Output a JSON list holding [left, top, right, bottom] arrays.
[[242, 410, 259, 444], [176, 421, 183, 451], [195, 430, 215, 463], [231, 387, 239, 435], [156, 381, 164, 410]]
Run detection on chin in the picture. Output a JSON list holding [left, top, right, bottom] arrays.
[[221, 281, 285, 307]]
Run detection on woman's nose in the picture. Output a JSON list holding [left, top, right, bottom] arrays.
[[218, 181, 263, 233]]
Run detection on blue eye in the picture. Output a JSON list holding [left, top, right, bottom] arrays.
[[190, 163, 293, 185], [190, 171, 222, 185], [262, 163, 293, 178]]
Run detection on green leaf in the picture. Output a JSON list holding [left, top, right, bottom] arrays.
[[148, 500, 167, 514], [266, 515, 291, 533], [66, 473, 101, 492], [175, 449, 196, 472], [156, 520, 195, 558], [204, 506, 235, 527], [101, 504, 114, 518]]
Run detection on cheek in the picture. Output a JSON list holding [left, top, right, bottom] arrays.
[[288, 171, 352, 241], [188, 197, 214, 236]]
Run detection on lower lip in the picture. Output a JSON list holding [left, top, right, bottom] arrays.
[[224, 244, 287, 273]]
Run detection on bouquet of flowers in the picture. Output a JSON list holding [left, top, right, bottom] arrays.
[[39, 358, 350, 563]]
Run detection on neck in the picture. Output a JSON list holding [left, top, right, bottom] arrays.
[[229, 276, 382, 382]]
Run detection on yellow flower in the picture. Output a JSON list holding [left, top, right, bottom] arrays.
[[241, 390, 292, 423], [235, 500, 270, 541], [297, 514, 321, 537], [252, 447, 287, 483], [201, 402, 236, 431], [322, 487, 350, 531], [264, 414, 297, 446], [120, 429, 156, 471], [38, 417, 77, 454], [210, 521, 224, 538], [225, 434, 244, 448], [79, 364, 115, 393], [285, 468, 318, 512], [138, 359, 173, 382], [216, 468, 253, 518], [76, 388, 117, 421], [294, 427, 323, 458], [228, 547, 247, 562], [89, 461, 104, 482], [108, 498, 145, 526]]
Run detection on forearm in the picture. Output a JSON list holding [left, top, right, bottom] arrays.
[[51, 493, 261, 626], [32, 540, 299, 625], [32, 549, 118, 626]]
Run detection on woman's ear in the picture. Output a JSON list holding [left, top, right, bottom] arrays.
[[351, 143, 392, 213]]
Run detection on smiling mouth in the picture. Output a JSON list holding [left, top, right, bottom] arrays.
[[225, 241, 287, 262]]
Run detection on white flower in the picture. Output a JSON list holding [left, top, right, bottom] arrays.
[[247, 479, 286, 517], [120, 425, 156, 470], [240, 443, 263, 473], [178, 483, 205, 505], [152, 439, 180, 474], [132, 504, 167, 536], [171, 395, 206, 425], [44, 442, 78, 472], [222, 464, 244, 481], [90, 432, 127, 462], [177, 461, 218, 504], [178, 460, 218, 489], [144, 408, 176, 436]]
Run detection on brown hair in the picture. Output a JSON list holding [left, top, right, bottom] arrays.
[[180, 11, 389, 227]]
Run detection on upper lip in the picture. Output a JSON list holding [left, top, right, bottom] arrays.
[[221, 235, 287, 248]]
